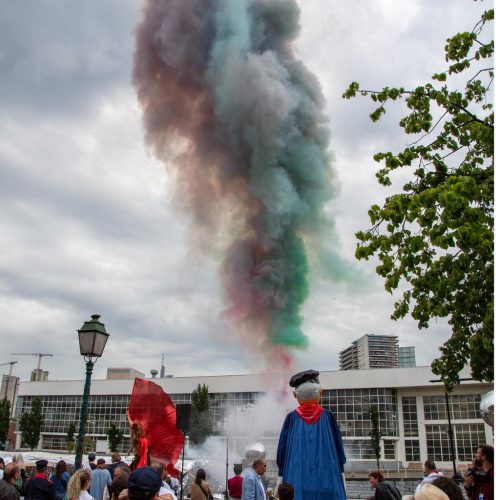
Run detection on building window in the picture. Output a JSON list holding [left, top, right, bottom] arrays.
[[344, 439, 375, 460], [384, 440, 396, 459], [405, 439, 421, 462], [426, 423, 486, 462], [423, 396, 448, 420], [322, 388, 398, 438], [423, 394, 483, 420], [402, 396, 418, 437], [451, 395, 482, 420], [426, 424, 451, 461], [42, 435, 67, 451], [455, 424, 485, 462]]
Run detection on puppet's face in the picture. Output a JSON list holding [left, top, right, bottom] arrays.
[[293, 383, 323, 404]]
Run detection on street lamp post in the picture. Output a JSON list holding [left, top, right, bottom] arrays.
[[444, 392, 459, 479], [74, 314, 110, 470], [430, 378, 473, 483]]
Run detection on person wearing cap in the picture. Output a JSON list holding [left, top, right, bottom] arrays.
[[24, 459, 56, 500], [89, 458, 112, 500], [124, 466, 164, 500], [276, 369, 347, 500]]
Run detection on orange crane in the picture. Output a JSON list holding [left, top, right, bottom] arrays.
[[0, 361, 18, 376], [11, 353, 53, 370]]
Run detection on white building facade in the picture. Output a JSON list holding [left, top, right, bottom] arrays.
[[14, 366, 492, 470]]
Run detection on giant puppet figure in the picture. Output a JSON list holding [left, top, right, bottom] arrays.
[[277, 370, 347, 500]]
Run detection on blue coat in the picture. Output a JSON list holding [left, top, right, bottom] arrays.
[[242, 470, 266, 500], [277, 409, 347, 500]]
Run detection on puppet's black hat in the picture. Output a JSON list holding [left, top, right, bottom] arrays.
[[289, 369, 320, 388]]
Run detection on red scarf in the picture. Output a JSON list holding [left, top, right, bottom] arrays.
[[295, 402, 323, 424], [34, 473, 52, 484]]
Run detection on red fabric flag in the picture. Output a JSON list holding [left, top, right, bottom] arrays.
[[128, 378, 183, 476]]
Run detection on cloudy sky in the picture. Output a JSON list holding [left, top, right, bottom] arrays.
[[0, 0, 492, 381]]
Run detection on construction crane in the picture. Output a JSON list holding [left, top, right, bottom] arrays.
[[0, 361, 18, 376], [11, 353, 53, 370]]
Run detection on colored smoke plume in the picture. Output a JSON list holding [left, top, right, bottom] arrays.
[[133, 0, 337, 368]]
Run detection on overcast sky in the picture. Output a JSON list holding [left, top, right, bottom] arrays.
[[0, 0, 492, 381]]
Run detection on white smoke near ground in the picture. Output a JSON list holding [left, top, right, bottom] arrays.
[[184, 391, 297, 493]]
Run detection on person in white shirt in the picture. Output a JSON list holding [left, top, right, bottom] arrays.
[[415, 460, 443, 494], [164, 473, 179, 496], [150, 461, 177, 500]]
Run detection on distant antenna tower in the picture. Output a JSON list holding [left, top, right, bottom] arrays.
[[160, 353, 165, 379]]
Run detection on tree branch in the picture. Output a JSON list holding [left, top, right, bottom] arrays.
[[407, 110, 449, 146], [467, 67, 494, 85]]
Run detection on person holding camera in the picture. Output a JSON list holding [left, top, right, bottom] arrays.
[[464, 444, 494, 500]]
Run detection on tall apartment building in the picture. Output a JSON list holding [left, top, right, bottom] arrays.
[[0, 374, 20, 416], [340, 334, 399, 370]]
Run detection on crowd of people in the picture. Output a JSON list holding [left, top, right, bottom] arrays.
[[0, 451, 180, 500], [365, 444, 494, 500], [0, 443, 494, 500]]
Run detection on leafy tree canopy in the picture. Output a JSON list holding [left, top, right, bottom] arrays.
[[66, 422, 76, 453], [107, 423, 124, 452], [190, 384, 213, 445], [192, 384, 210, 414], [0, 399, 10, 443], [343, 8, 494, 392], [20, 397, 44, 450], [368, 405, 383, 470]]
